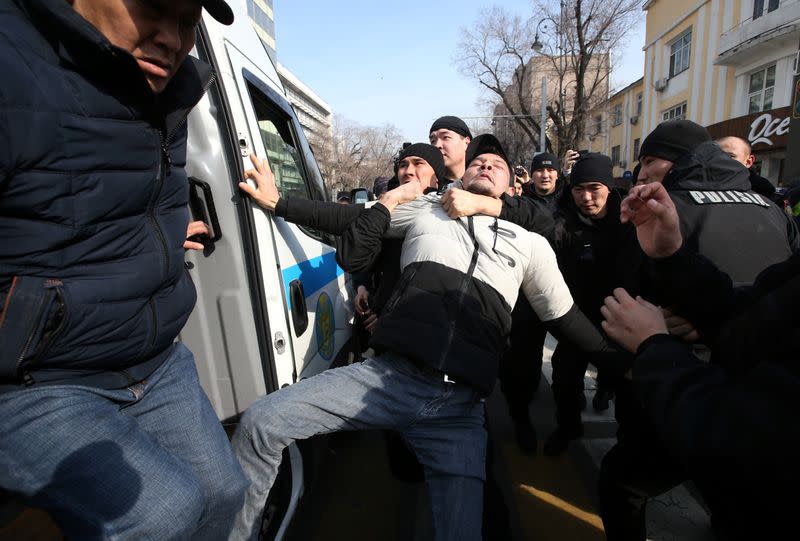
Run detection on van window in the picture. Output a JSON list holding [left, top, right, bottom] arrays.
[[247, 82, 314, 200], [246, 81, 332, 244]]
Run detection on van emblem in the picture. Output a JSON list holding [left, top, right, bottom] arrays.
[[315, 292, 335, 360]]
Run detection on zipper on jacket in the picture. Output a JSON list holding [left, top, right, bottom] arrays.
[[148, 73, 217, 279], [15, 284, 58, 379], [438, 217, 481, 366], [148, 136, 170, 278], [133, 298, 158, 364]]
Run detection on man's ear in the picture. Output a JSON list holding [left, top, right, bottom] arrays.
[[745, 154, 756, 169]]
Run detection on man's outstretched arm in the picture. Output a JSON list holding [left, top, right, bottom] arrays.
[[336, 181, 422, 273], [239, 153, 365, 235], [441, 188, 554, 238]]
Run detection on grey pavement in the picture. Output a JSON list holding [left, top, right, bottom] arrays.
[[539, 335, 715, 541]]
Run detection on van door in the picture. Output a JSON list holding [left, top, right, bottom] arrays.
[[180, 35, 289, 418], [223, 44, 355, 382], [181, 33, 355, 419]]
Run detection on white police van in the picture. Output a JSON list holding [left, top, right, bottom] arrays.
[[180, 6, 356, 539]]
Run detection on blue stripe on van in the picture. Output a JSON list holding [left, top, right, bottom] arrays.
[[281, 251, 345, 309]]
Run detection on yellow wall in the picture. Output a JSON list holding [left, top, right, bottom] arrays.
[[598, 79, 644, 177], [645, 0, 701, 42], [643, 0, 749, 131]]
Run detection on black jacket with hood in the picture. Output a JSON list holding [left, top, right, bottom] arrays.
[[631, 247, 800, 538], [552, 189, 639, 324], [661, 141, 799, 288], [521, 174, 567, 214]]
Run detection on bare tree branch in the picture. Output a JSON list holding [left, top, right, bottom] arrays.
[[456, 0, 643, 163]]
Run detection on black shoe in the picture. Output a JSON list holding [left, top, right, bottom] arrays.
[[513, 420, 538, 455], [592, 388, 615, 412], [543, 428, 581, 457]]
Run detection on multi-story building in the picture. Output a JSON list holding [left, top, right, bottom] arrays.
[[246, 0, 276, 64], [277, 64, 333, 147], [641, 0, 799, 184], [493, 53, 610, 164], [583, 78, 644, 181], [246, 0, 333, 149]]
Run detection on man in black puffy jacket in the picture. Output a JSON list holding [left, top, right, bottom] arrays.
[[0, 1, 247, 539]]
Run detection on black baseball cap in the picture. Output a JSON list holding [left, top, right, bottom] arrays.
[[202, 0, 234, 25], [465, 134, 512, 173]]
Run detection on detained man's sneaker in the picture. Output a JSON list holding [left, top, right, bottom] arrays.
[[543, 428, 581, 457], [513, 420, 538, 455], [592, 388, 614, 412]]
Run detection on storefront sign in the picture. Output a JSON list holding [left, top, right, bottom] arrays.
[[706, 106, 790, 151], [748, 113, 790, 146]]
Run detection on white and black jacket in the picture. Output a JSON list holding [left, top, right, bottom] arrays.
[[336, 192, 614, 394]]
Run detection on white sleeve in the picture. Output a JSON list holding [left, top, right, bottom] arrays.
[[521, 233, 574, 321]]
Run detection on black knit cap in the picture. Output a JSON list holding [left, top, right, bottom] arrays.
[[569, 153, 614, 188], [465, 134, 512, 185], [531, 152, 561, 172], [394, 143, 447, 183], [639, 119, 712, 162], [429, 116, 472, 139]]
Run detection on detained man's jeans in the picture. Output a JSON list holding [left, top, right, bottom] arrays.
[[230, 351, 487, 541], [0, 342, 248, 540]]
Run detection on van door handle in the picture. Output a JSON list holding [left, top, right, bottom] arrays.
[[289, 280, 309, 337], [188, 177, 223, 249]]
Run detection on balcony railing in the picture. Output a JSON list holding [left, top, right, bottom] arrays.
[[716, 0, 800, 65]]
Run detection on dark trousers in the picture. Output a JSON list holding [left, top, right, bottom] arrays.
[[550, 342, 589, 435], [598, 380, 687, 541], [499, 296, 545, 422]]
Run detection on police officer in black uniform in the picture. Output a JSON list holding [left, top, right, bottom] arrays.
[[543, 154, 636, 456], [599, 119, 800, 540]]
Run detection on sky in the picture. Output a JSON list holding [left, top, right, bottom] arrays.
[[273, 1, 647, 142]]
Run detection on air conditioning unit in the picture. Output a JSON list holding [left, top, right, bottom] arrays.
[[630, 115, 639, 125], [654, 77, 669, 92]]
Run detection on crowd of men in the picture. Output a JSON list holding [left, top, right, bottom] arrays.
[[2, 1, 799, 541]]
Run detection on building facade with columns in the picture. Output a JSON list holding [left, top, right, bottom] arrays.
[[641, 0, 800, 185], [582, 77, 645, 181]]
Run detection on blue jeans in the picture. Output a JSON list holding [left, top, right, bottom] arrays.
[[230, 351, 487, 541], [0, 343, 248, 540]]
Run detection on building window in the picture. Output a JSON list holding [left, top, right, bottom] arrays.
[[635, 92, 643, 116], [612, 104, 623, 126], [662, 102, 687, 121], [633, 138, 641, 161], [753, 0, 780, 21], [593, 114, 603, 135], [669, 31, 691, 77], [748, 64, 776, 114], [611, 145, 621, 166]]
